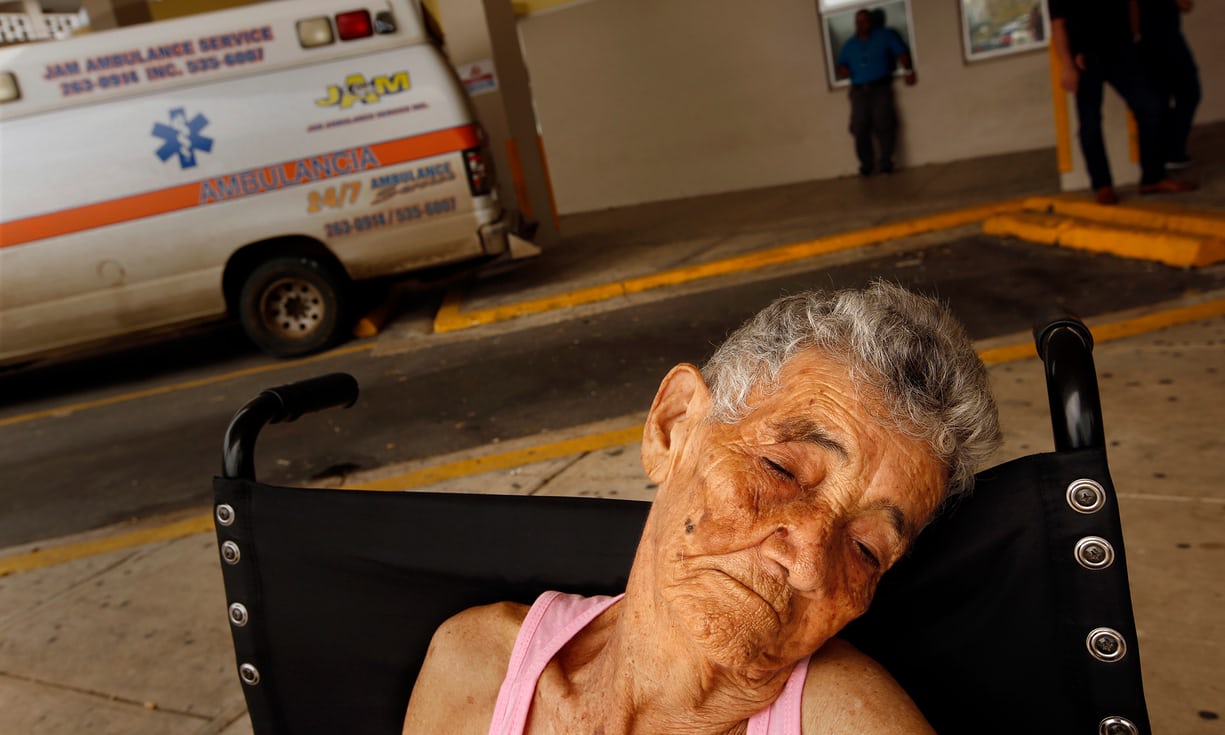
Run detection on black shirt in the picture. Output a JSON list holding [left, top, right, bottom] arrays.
[[1048, 0, 1134, 59]]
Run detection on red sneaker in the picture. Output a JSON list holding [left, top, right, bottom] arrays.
[[1139, 178, 1198, 194]]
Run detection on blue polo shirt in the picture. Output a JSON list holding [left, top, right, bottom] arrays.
[[837, 27, 906, 85]]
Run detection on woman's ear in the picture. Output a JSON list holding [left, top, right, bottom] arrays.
[[641, 363, 710, 484]]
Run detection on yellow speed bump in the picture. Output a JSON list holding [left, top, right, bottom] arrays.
[[984, 212, 1225, 268], [1024, 196, 1225, 240]]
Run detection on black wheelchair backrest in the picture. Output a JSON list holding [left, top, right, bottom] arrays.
[[213, 316, 1150, 735]]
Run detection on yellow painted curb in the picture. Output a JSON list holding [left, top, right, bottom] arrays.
[[0, 514, 214, 577], [985, 212, 1225, 268], [8, 296, 1225, 575], [1024, 196, 1225, 239], [350, 424, 644, 491], [434, 200, 1028, 334]]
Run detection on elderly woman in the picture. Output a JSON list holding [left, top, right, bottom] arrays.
[[403, 283, 1001, 735]]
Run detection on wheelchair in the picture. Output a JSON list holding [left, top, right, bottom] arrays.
[[212, 314, 1149, 735]]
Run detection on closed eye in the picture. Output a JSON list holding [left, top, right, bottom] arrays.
[[761, 457, 795, 481], [854, 540, 881, 569]]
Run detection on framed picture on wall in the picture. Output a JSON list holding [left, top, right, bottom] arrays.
[[960, 0, 1049, 62], [819, 0, 916, 89]]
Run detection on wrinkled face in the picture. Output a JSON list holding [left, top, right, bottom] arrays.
[[646, 351, 945, 678]]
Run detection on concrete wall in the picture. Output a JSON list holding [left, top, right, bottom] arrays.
[[518, 0, 1222, 214]]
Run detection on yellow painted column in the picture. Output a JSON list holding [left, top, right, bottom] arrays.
[[1048, 43, 1141, 191]]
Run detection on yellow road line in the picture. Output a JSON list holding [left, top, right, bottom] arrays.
[[434, 200, 1027, 333], [9, 296, 1223, 574], [1086, 296, 1225, 342], [0, 515, 214, 576], [0, 426, 644, 576], [349, 425, 644, 491], [0, 342, 374, 429]]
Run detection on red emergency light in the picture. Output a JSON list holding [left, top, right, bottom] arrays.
[[336, 10, 373, 41]]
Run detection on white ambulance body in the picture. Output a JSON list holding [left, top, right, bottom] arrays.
[[0, 0, 527, 362]]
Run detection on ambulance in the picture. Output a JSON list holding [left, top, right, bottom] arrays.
[[0, 0, 533, 362]]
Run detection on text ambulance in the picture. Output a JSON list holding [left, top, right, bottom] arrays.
[[0, 0, 531, 361]]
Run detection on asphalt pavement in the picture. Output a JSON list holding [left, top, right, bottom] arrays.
[[2, 123, 1224, 734]]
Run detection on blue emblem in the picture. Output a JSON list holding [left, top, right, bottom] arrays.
[[152, 108, 214, 169]]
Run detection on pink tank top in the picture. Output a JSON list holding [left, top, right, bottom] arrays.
[[488, 591, 811, 735]]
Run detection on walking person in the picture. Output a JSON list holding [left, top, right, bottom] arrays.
[[836, 9, 915, 177], [1139, 0, 1200, 170], [1049, 0, 1195, 204]]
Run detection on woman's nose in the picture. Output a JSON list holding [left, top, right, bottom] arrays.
[[759, 517, 832, 595]]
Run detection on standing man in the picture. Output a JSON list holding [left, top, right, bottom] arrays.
[[1049, 0, 1195, 204], [1140, 0, 1200, 170], [836, 9, 915, 177]]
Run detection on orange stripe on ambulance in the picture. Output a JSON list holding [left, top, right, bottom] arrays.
[[199, 147, 381, 204]]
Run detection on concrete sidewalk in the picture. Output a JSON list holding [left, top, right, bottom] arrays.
[[2, 125, 1224, 734]]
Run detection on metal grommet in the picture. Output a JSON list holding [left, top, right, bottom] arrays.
[[238, 663, 261, 686], [220, 540, 241, 565], [228, 602, 249, 627], [1086, 627, 1127, 662], [215, 504, 236, 526], [1067, 478, 1107, 514], [1099, 715, 1139, 735], [1075, 536, 1116, 570]]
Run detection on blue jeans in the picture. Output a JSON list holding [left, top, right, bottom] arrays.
[[1075, 45, 1166, 189], [1142, 29, 1200, 161]]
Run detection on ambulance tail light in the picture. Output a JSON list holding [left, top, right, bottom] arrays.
[[297, 17, 335, 48], [462, 148, 492, 196], [336, 10, 373, 41], [0, 72, 20, 104]]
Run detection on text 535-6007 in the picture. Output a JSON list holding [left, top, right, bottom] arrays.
[[323, 197, 457, 239]]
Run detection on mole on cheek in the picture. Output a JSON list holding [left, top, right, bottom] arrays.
[[684, 518, 695, 534]]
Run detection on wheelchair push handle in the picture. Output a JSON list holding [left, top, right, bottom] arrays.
[[260, 372, 359, 423], [1031, 311, 1104, 452], [222, 372, 359, 480]]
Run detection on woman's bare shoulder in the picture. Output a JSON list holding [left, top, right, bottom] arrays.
[[800, 637, 935, 735], [402, 601, 530, 735]]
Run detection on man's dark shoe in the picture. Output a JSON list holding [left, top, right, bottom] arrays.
[[1139, 178, 1198, 195], [859, 165, 873, 177], [879, 161, 894, 174], [1094, 186, 1119, 205]]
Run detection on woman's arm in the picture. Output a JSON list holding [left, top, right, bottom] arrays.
[[801, 638, 935, 735], [402, 602, 527, 735]]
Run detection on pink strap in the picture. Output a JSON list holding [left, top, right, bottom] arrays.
[[487, 591, 623, 735], [746, 654, 812, 735]]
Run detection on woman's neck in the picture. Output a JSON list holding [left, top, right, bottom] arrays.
[[542, 567, 795, 735]]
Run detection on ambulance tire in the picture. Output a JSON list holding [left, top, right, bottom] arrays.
[[239, 256, 349, 358]]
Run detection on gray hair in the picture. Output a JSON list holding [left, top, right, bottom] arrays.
[[700, 282, 1001, 498]]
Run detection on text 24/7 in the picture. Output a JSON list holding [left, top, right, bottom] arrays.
[[324, 197, 457, 238]]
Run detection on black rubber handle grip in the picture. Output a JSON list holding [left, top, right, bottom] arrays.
[[222, 372, 360, 479], [261, 372, 359, 424]]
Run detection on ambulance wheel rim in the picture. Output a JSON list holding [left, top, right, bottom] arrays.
[[260, 277, 327, 339]]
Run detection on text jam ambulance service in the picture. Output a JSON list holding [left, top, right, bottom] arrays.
[[0, 0, 531, 361]]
